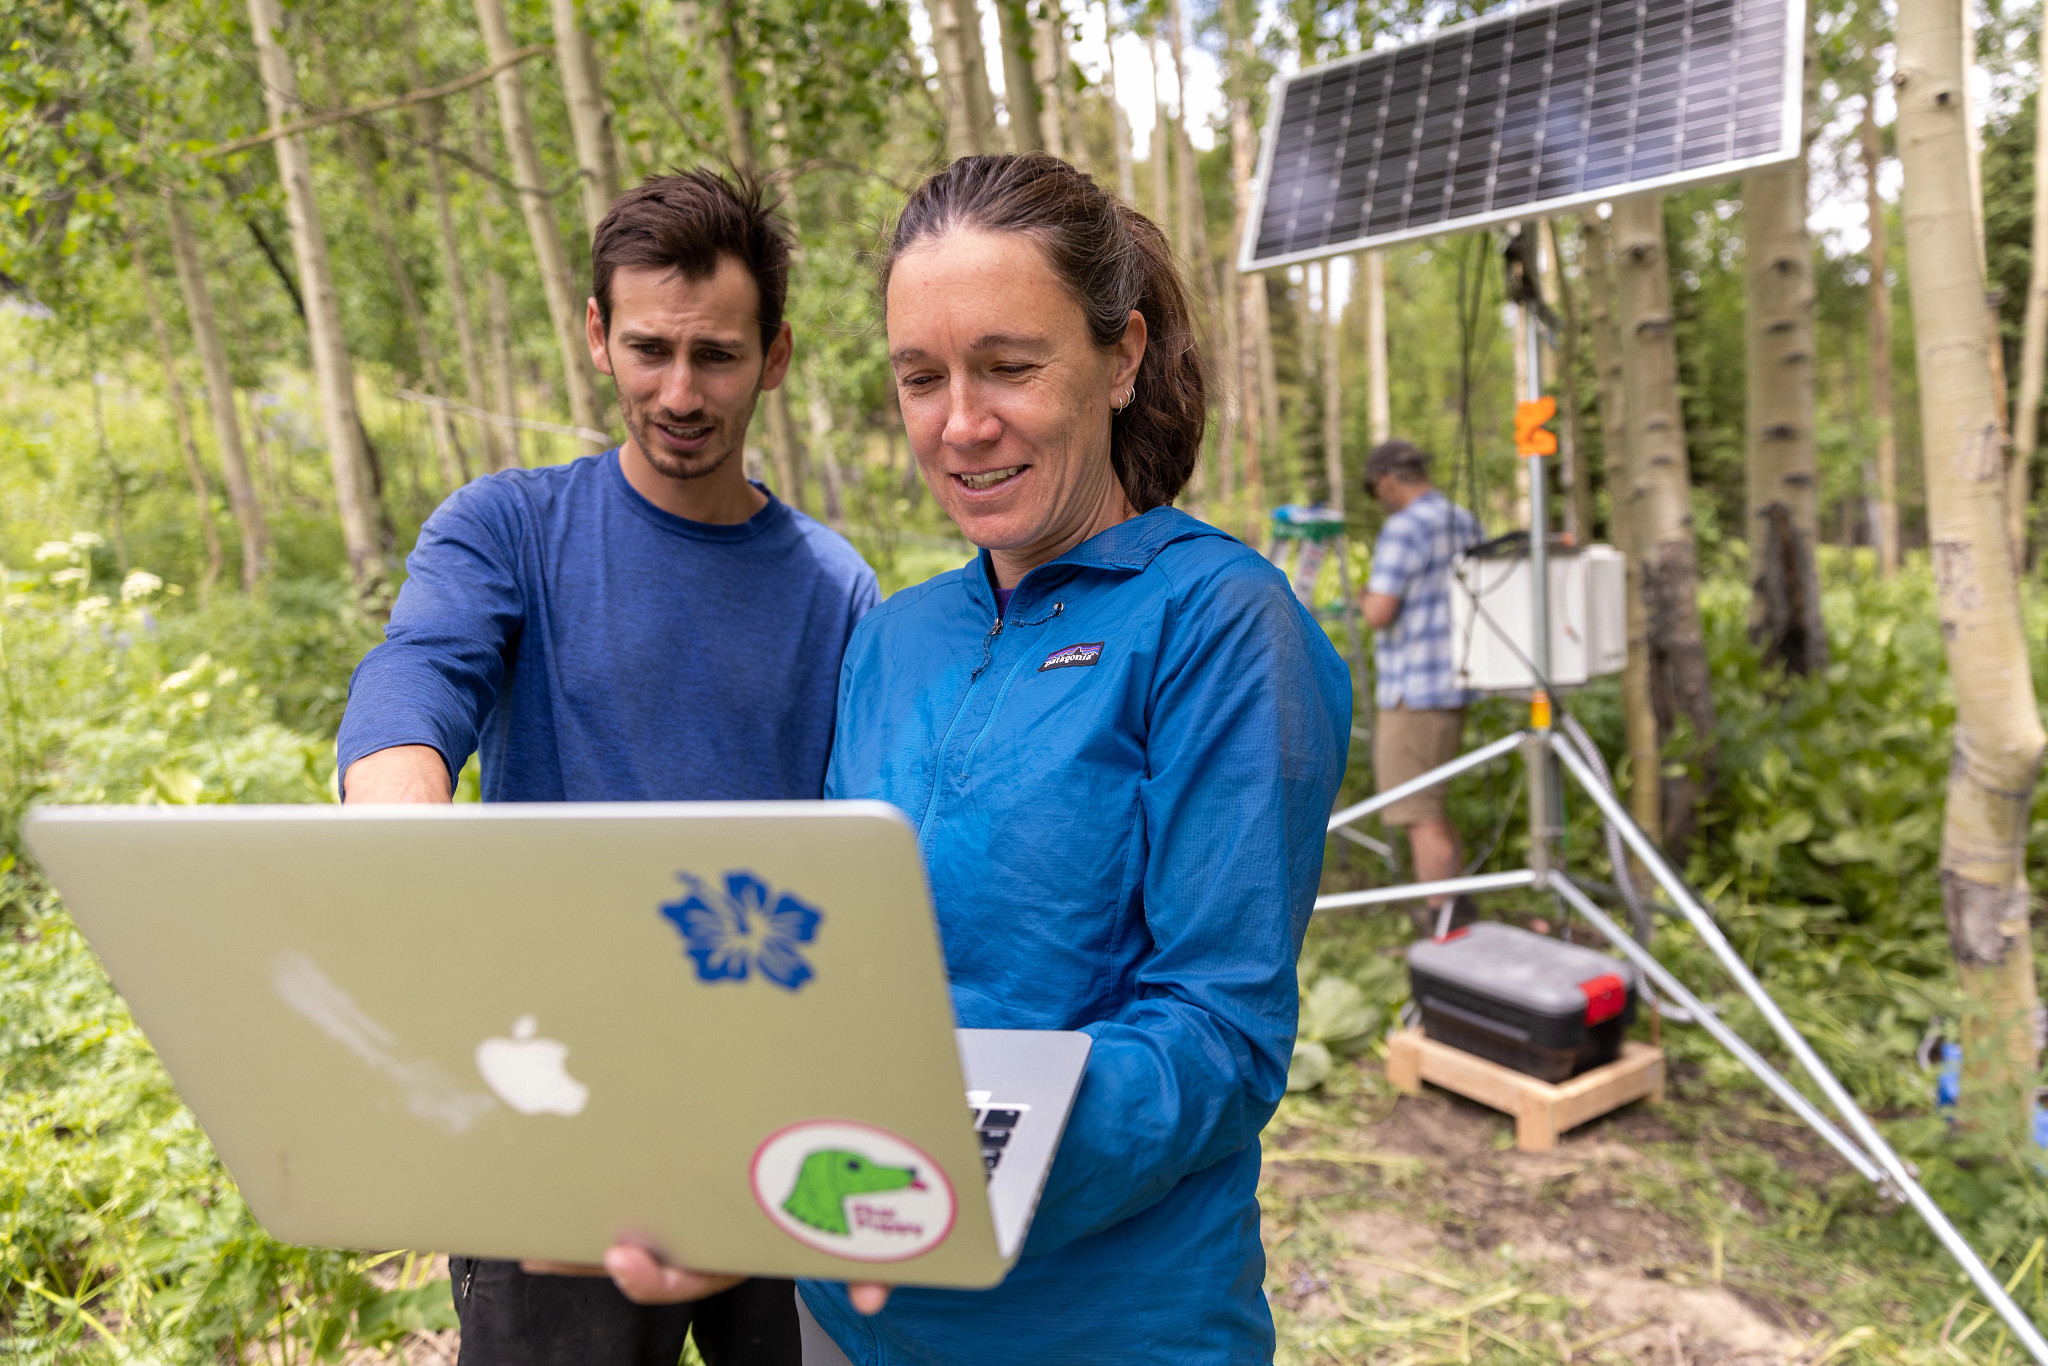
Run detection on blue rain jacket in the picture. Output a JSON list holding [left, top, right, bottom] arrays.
[[800, 507, 1351, 1364]]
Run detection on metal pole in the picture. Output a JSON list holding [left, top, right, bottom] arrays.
[[1520, 280, 1562, 866], [1524, 297, 1550, 696], [1332, 535, 1370, 715], [1326, 731, 1525, 833], [1316, 868, 1538, 913], [1550, 737, 2048, 1364], [1547, 875, 1890, 1188]]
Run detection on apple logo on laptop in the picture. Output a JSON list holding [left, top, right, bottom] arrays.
[[475, 1015, 589, 1116]]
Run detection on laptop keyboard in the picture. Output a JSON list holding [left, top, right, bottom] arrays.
[[965, 1090, 1030, 1176]]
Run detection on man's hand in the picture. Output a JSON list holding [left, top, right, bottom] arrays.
[[341, 744, 453, 803], [1363, 591, 1402, 630], [520, 1246, 892, 1314]]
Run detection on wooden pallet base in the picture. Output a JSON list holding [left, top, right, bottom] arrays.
[[1385, 1028, 1665, 1151]]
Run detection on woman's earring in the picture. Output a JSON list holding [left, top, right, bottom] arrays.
[[1114, 385, 1136, 412]]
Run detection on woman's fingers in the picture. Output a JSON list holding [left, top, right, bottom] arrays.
[[524, 1248, 887, 1315], [596, 1244, 744, 1305], [518, 1259, 611, 1276]]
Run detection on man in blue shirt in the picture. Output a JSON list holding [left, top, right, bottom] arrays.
[[1362, 439, 1482, 937], [337, 170, 877, 1365]]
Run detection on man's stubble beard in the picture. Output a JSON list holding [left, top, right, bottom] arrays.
[[612, 371, 763, 485]]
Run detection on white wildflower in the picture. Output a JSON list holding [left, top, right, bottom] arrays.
[[49, 567, 86, 586], [68, 531, 105, 551], [120, 570, 164, 602], [33, 540, 74, 563]]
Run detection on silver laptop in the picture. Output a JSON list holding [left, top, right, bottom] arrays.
[[23, 801, 1090, 1289]]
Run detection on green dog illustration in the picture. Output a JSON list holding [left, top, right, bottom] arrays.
[[781, 1150, 924, 1236]]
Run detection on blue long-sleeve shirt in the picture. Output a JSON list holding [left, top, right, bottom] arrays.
[[804, 507, 1352, 1364], [336, 450, 879, 802]]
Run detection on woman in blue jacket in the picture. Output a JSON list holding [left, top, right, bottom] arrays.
[[802, 155, 1353, 1362], [594, 155, 1351, 1360]]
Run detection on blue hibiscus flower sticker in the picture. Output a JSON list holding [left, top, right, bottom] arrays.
[[660, 872, 823, 991]]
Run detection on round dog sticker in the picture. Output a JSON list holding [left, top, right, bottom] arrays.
[[750, 1120, 956, 1261]]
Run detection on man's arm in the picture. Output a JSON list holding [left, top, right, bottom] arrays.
[[342, 745, 454, 803], [1363, 511, 1423, 632], [335, 483, 525, 803]]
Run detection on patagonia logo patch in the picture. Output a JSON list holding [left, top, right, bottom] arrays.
[[1039, 641, 1105, 672]]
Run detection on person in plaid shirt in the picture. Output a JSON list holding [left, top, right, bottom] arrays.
[[1361, 440, 1482, 936]]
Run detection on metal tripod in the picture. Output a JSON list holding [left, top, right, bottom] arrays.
[[1322, 286, 2048, 1361]]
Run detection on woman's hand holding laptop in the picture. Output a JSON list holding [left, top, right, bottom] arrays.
[[522, 1249, 891, 1314]]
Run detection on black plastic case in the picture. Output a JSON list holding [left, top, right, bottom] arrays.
[[1406, 922, 1636, 1082]]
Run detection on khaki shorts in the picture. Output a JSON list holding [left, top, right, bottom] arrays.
[[1372, 705, 1467, 827]]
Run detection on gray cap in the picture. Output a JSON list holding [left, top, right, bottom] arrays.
[[1364, 439, 1431, 488]]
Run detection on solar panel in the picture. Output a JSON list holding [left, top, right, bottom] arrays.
[[1239, 0, 1804, 270]]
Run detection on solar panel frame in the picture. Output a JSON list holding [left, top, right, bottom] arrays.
[[1238, 0, 1804, 271]]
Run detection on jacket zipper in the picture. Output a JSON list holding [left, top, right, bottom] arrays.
[[915, 614, 1003, 848]]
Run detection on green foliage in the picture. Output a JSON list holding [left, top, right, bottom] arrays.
[[1287, 962, 1400, 1092], [0, 541, 376, 856], [1, 874, 458, 1363]]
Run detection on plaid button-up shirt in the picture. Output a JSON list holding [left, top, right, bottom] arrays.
[[1367, 489, 1482, 710]]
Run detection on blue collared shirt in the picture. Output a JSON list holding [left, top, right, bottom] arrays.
[[1366, 489, 1481, 710]]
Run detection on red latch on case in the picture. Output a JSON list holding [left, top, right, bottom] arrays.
[[1579, 973, 1627, 1025]]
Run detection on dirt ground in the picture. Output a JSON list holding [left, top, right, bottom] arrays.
[[1258, 1053, 1895, 1365]]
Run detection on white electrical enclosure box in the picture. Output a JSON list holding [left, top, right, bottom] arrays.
[[1450, 545, 1627, 692]]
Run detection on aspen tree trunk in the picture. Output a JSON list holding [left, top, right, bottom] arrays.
[[933, 0, 987, 156], [246, 0, 385, 595], [1149, 35, 1173, 236], [414, 88, 490, 479], [960, 0, 1001, 151], [1744, 160, 1828, 675], [1952, 5, 2026, 565], [2011, 13, 2048, 559], [1583, 212, 1661, 840], [1254, 276, 1281, 459], [130, 232, 225, 598], [162, 192, 270, 588], [470, 84, 524, 469], [1217, 257, 1241, 502], [1745, 3, 1825, 672], [1165, 0, 1201, 279], [1545, 220, 1593, 544], [1861, 85, 1901, 576], [549, 0, 621, 232], [1228, 77, 1263, 514], [474, 0, 610, 444], [130, 4, 270, 588], [692, 0, 757, 168], [1322, 262, 1342, 507], [1896, 0, 2047, 1145], [1611, 195, 1715, 851], [758, 58, 813, 513], [322, 52, 467, 491], [808, 387, 847, 526], [1102, 0, 1137, 203], [995, 0, 1045, 152], [1033, 0, 1070, 159], [1363, 249, 1390, 445]]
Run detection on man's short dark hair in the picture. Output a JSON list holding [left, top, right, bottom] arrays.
[[591, 168, 793, 352], [1364, 439, 1431, 489]]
